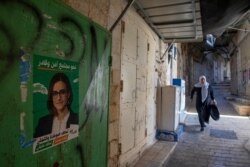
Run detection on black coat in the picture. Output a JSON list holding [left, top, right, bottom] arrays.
[[191, 84, 214, 107], [34, 112, 78, 138], [191, 84, 215, 122]]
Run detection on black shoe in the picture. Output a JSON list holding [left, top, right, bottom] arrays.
[[200, 127, 204, 131]]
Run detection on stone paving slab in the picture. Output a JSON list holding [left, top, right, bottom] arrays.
[[135, 88, 250, 167], [164, 114, 250, 167], [134, 141, 176, 167], [134, 113, 250, 167]]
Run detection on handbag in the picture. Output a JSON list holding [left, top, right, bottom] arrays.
[[210, 104, 220, 121]]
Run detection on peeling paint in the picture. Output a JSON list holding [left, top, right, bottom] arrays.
[[43, 13, 52, 19], [20, 112, 26, 131]]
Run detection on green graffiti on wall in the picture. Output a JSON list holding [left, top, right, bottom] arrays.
[[0, 0, 111, 167]]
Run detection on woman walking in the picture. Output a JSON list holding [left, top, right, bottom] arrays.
[[190, 75, 216, 131]]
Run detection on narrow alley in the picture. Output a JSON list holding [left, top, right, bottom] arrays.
[[165, 115, 250, 167], [135, 82, 250, 167], [0, 1, 249, 167]]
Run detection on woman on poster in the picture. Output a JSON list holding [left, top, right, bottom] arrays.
[[34, 72, 78, 138]]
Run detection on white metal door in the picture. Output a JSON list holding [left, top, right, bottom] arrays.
[[120, 103, 136, 153], [120, 21, 148, 154], [135, 29, 148, 144], [120, 21, 137, 154]]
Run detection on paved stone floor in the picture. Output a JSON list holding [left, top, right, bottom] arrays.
[[135, 141, 177, 167], [164, 113, 250, 167], [135, 91, 250, 167]]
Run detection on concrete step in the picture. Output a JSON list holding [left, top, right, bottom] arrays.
[[212, 84, 231, 86], [225, 96, 250, 105], [212, 86, 230, 88], [226, 96, 250, 116], [212, 83, 231, 95], [227, 101, 250, 116], [212, 82, 231, 86]]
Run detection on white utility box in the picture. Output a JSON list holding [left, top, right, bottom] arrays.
[[157, 85, 180, 131]]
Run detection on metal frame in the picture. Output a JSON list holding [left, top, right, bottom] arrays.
[[132, 0, 203, 42]]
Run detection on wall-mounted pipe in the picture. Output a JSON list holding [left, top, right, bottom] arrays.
[[109, 0, 136, 32], [160, 39, 175, 60]]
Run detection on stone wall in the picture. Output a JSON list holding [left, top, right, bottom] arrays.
[[230, 19, 250, 97]]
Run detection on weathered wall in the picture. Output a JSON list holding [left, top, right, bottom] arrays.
[[155, 41, 169, 86], [107, 0, 123, 166], [181, 43, 201, 95], [213, 55, 230, 83], [194, 53, 214, 84], [0, 0, 111, 167], [155, 42, 180, 86], [118, 8, 160, 167], [63, 0, 163, 166], [0, 1, 184, 167], [230, 19, 250, 97], [177, 43, 184, 79], [183, 43, 215, 94], [64, 0, 162, 166], [64, 0, 110, 29], [230, 50, 239, 95], [181, 44, 193, 94]]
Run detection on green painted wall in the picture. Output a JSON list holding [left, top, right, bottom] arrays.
[[0, 0, 111, 166]]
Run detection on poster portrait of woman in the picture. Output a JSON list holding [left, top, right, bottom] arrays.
[[34, 72, 78, 138]]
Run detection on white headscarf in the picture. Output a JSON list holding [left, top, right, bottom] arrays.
[[195, 75, 209, 102]]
